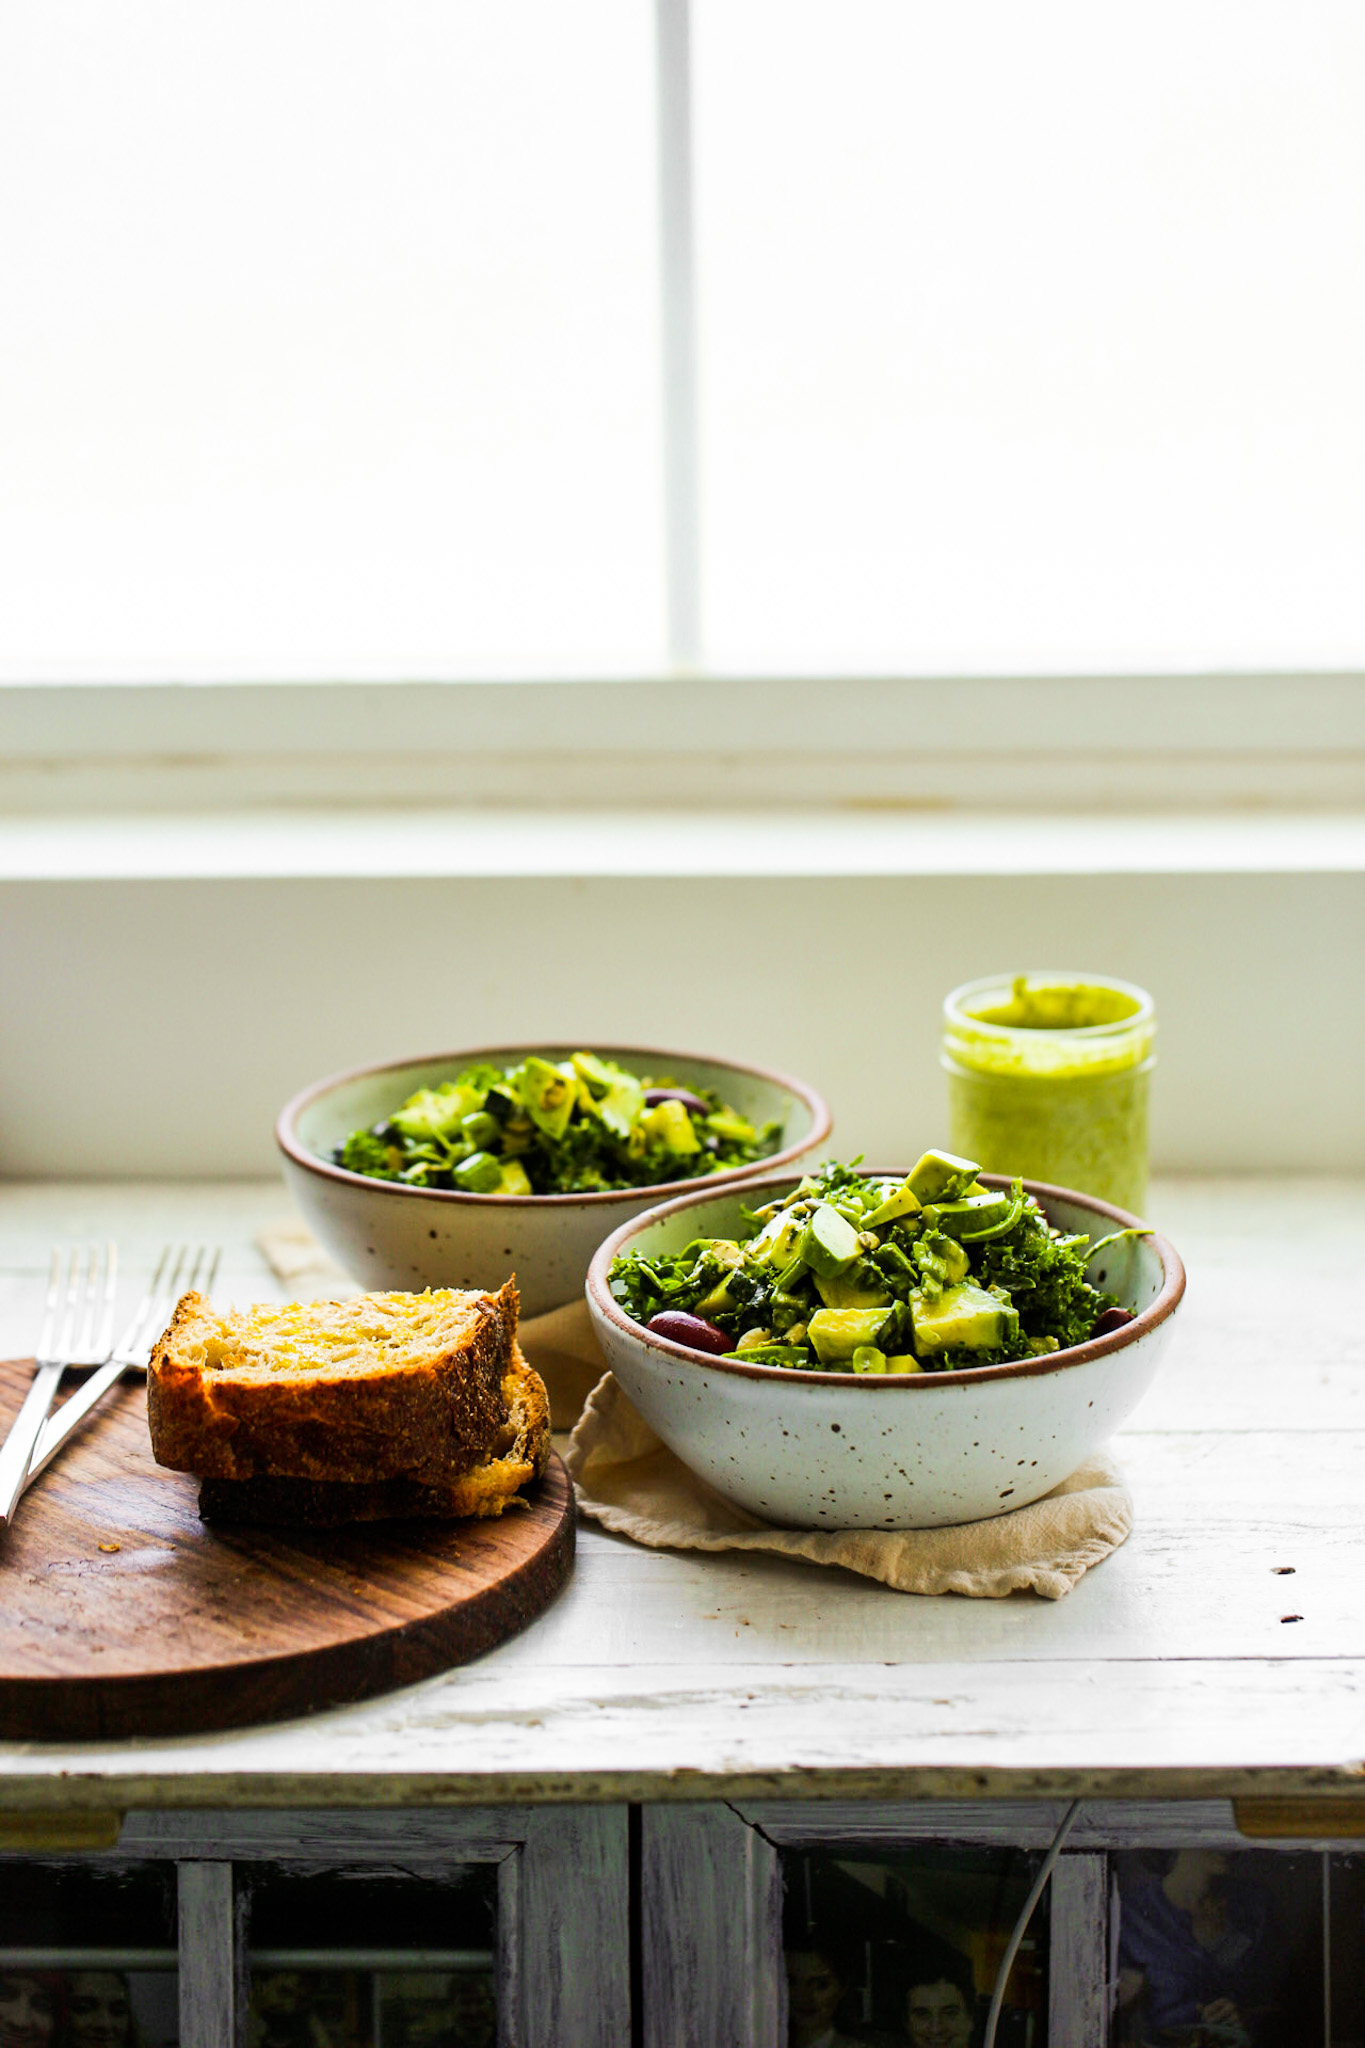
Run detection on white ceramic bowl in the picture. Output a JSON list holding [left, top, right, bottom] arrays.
[[586, 1172, 1185, 1528], [277, 1045, 831, 1319]]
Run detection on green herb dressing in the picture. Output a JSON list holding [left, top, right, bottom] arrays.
[[941, 973, 1156, 1216]]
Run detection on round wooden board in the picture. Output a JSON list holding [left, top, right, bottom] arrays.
[[0, 1359, 574, 1741]]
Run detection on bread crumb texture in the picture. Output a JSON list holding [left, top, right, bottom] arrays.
[[148, 1282, 519, 1485], [190, 1291, 491, 1376]]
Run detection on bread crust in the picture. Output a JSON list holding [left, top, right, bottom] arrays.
[[148, 1282, 518, 1485], [197, 1342, 551, 1526]]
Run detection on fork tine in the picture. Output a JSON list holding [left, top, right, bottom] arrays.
[[203, 1247, 222, 1298], [94, 1240, 119, 1359], [74, 1244, 103, 1361], [54, 1247, 81, 1363], [24, 1242, 224, 1493], [121, 1242, 185, 1360], [112, 1243, 169, 1358], [35, 1249, 62, 1366], [147, 1243, 190, 1339]]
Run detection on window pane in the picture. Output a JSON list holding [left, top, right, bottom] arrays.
[[1329, 1854, 1365, 2046], [695, 2, 1365, 672], [1114, 1847, 1325, 2046], [0, 1861, 178, 2048], [782, 1845, 1047, 2044], [0, 3, 663, 680], [244, 1865, 497, 2048]]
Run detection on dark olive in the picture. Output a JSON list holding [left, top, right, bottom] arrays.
[[1092, 1306, 1135, 1337], [643, 1087, 709, 1116], [647, 1310, 733, 1354]]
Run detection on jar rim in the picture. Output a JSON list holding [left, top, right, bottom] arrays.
[[942, 971, 1156, 1042]]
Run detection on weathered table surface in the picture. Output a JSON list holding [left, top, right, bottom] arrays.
[[0, 1176, 1360, 1814]]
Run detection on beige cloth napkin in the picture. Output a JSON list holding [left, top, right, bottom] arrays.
[[526, 1301, 1129, 1600], [255, 1230, 1131, 1599]]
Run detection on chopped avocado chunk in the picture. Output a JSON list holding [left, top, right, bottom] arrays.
[[907, 1149, 981, 1203], [924, 1187, 1015, 1238], [705, 1107, 757, 1144], [813, 1269, 893, 1311], [496, 1158, 533, 1196], [808, 1306, 892, 1363], [887, 1353, 922, 1374], [516, 1056, 576, 1141], [747, 1210, 806, 1269], [453, 1150, 503, 1194], [799, 1203, 861, 1279], [692, 1238, 746, 1271], [642, 1098, 701, 1154], [390, 1084, 479, 1143], [864, 1180, 924, 1227], [911, 1282, 1020, 1357], [460, 1109, 502, 1151], [570, 1049, 619, 1092], [592, 1074, 647, 1139], [695, 1278, 740, 1318]]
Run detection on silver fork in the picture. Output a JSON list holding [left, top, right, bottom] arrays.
[[0, 1243, 119, 1527], [23, 1243, 222, 1495]]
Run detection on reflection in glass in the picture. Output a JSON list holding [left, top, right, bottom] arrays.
[[0, 1860, 179, 2048], [782, 1846, 1047, 2046], [1328, 1855, 1365, 2048], [243, 1866, 497, 2048], [1114, 1849, 1329, 2047]]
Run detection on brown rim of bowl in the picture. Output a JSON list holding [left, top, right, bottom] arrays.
[[586, 1169, 1186, 1388], [275, 1043, 833, 1208]]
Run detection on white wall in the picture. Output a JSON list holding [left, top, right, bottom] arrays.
[[4, 865, 1360, 1178]]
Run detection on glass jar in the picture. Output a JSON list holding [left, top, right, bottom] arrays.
[[941, 971, 1156, 1216]]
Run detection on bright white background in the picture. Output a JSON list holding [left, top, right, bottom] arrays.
[[694, 0, 1365, 672], [1, 1, 1364, 676], [0, 1, 663, 679]]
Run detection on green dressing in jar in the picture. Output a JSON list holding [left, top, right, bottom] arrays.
[[941, 972, 1156, 1216]]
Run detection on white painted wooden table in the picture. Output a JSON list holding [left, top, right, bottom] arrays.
[[0, 1175, 1361, 1814]]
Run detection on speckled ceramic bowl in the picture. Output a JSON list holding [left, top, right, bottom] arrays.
[[277, 1046, 831, 1319], [586, 1172, 1184, 1529]]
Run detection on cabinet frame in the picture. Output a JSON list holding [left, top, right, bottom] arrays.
[[644, 1797, 1365, 2048], [1, 1806, 630, 2048]]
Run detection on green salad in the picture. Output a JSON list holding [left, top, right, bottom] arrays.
[[334, 1051, 781, 1196], [608, 1150, 1140, 1372]]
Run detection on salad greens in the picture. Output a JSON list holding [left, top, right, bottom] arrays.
[[334, 1050, 781, 1196], [608, 1150, 1136, 1373]]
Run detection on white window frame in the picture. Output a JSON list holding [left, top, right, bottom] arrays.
[[1, 673, 1362, 817]]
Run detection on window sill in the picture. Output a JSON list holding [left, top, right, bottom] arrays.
[[1, 806, 1361, 880]]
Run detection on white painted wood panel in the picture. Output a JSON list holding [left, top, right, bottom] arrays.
[[1049, 1854, 1109, 2048], [641, 1804, 781, 2048], [177, 1862, 239, 2048]]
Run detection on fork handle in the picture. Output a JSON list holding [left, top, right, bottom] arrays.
[[24, 1358, 130, 1492], [0, 1362, 66, 1526]]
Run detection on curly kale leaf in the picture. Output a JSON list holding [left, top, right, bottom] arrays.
[[971, 1186, 1114, 1349], [338, 1131, 404, 1180]]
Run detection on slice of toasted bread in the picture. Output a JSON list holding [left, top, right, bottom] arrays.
[[196, 1341, 551, 1526], [148, 1282, 518, 1486]]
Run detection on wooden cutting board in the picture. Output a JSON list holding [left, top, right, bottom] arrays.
[[0, 1358, 574, 1741]]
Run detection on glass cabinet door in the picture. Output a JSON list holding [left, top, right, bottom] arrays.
[[643, 1802, 1365, 2048], [242, 1865, 498, 2048], [1113, 1847, 1365, 2048], [2, 1810, 628, 2048], [0, 1862, 179, 2048], [783, 1845, 1048, 2047]]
